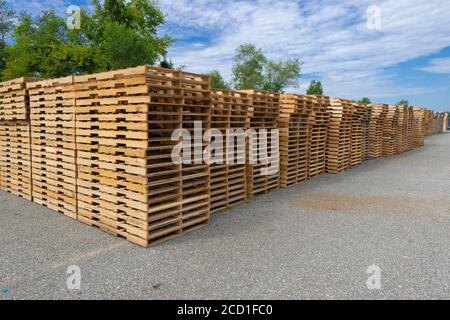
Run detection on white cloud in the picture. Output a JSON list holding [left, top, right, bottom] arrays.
[[160, 0, 450, 100], [420, 57, 450, 74]]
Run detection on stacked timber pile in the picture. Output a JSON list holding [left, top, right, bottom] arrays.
[[0, 78, 39, 199], [395, 105, 408, 153], [381, 104, 397, 157], [308, 95, 330, 177], [28, 77, 77, 219], [361, 105, 371, 161], [73, 66, 210, 247], [406, 106, 414, 151], [240, 90, 280, 198], [423, 109, 434, 136], [443, 112, 448, 132], [278, 94, 311, 187], [368, 104, 383, 159], [412, 108, 425, 147], [180, 72, 211, 229], [210, 89, 248, 212], [0, 121, 33, 200], [326, 99, 352, 173], [350, 102, 365, 167]]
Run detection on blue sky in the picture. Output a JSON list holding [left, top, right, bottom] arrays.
[[7, 0, 450, 111]]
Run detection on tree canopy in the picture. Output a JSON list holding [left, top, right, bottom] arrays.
[[231, 43, 302, 92], [396, 100, 409, 106], [2, 0, 173, 80], [209, 70, 231, 90], [358, 97, 371, 104], [306, 80, 323, 96]]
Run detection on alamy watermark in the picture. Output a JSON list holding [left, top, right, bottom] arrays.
[[366, 265, 382, 290], [366, 5, 382, 30], [171, 121, 280, 176], [67, 265, 81, 290]]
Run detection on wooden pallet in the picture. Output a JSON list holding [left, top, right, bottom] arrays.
[[381, 104, 396, 157], [210, 90, 248, 213], [368, 105, 383, 159], [0, 121, 33, 199], [412, 108, 425, 147], [27, 76, 77, 218], [308, 95, 330, 177], [326, 99, 352, 173], [0, 77, 40, 121]]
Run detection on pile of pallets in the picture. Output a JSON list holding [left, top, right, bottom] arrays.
[[395, 105, 409, 153], [368, 104, 384, 159], [279, 94, 311, 187], [0, 121, 33, 200], [412, 108, 425, 147], [210, 89, 248, 212], [381, 104, 397, 157], [361, 105, 371, 161], [0, 78, 38, 199], [73, 66, 211, 247], [308, 95, 330, 177], [241, 90, 280, 198], [350, 102, 365, 167], [326, 99, 352, 173], [27, 77, 77, 219], [180, 72, 211, 230]]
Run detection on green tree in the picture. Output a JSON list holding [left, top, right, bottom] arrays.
[[160, 55, 174, 69], [358, 97, 371, 104], [0, 0, 15, 74], [88, 0, 173, 69], [396, 99, 409, 106], [232, 44, 267, 90], [3, 12, 104, 80], [306, 80, 323, 96], [231, 43, 301, 92], [209, 70, 231, 90], [262, 59, 301, 93]]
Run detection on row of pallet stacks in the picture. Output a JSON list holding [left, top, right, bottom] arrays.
[[0, 77, 39, 200], [424, 110, 435, 136], [210, 90, 248, 213], [278, 95, 311, 187], [27, 77, 77, 219], [241, 90, 280, 198]]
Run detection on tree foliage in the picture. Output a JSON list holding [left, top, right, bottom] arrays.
[[306, 80, 323, 96], [2, 0, 173, 80], [209, 70, 231, 90], [396, 99, 409, 106], [358, 97, 371, 104], [231, 44, 301, 92]]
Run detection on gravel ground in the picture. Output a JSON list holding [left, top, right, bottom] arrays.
[[0, 134, 449, 300]]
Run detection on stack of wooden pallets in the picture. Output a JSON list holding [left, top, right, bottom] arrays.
[[308, 95, 330, 177], [210, 89, 248, 212], [350, 102, 365, 167], [361, 105, 371, 161], [368, 104, 383, 159], [0, 78, 38, 199], [240, 90, 280, 198], [179, 72, 211, 230], [412, 108, 425, 147], [395, 105, 408, 153], [73, 66, 211, 247], [28, 77, 77, 219], [406, 107, 414, 151], [278, 94, 311, 188], [381, 104, 397, 157], [326, 99, 352, 173]]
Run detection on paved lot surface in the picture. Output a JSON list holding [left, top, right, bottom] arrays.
[[1, 134, 449, 300]]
